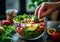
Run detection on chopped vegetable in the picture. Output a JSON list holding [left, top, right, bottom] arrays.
[[17, 27, 24, 35], [27, 24, 39, 31], [39, 26, 45, 30], [22, 14, 27, 19], [0, 25, 16, 42], [47, 28, 56, 35], [15, 15, 23, 22], [36, 28, 42, 33]]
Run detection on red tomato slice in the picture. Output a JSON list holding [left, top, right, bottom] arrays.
[[17, 28, 24, 35], [52, 32, 60, 40], [1, 20, 11, 25], [40, 22, 45, 26], [36, 28, 42, 33], [39, 26, 45, 30]]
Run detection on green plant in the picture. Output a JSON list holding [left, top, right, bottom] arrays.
[[0, 25, 16, 42], [29, 0, 50, 9]]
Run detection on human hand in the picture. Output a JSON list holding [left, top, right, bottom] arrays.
[[34, 2, 59, 19]]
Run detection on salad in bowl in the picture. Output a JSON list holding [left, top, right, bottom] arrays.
[[13, 14, 46, 40]]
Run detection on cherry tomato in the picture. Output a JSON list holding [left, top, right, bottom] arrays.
[[40, 22, 45, 26], [52, 32, 60, 40], [36, 28, 42, 33], [39, 26, 45, 30], [17, 28, 24, 35], [1, 20, 11, 25]]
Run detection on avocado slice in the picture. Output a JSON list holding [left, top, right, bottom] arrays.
[[27, 24, 39, 31], [47, 28, 56, 35], [31, 16, 39, 22]]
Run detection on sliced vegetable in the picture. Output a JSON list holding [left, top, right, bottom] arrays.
[[52, 32, 60, 40], [36, 28, 42, 33], [17, 28, 24, 35], [22, 14, 27, 19], [47, 28, 56, 35], [0, 25, 15, 42], [27, 24, 39, 31], [39, 26, 45, 30]]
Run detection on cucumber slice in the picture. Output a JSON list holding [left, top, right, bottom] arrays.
[[27, 24, 39, 31]]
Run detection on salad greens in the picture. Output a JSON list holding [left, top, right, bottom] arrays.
[[14, 14, 39, 23], [17, 24, 42, 38], [0, 25, 16, 42], [14, 14, 28, 22], [22, 27, 38, 38], [31, 16, 39, 22], [15, 15, 22, 22], [22, 27, 42, 38], [22, 14, 27, 19]]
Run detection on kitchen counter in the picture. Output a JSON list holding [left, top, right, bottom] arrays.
[[12, 21, 60, 42]]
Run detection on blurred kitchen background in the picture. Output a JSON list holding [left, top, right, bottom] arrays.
[[0, 0, 60, 21]]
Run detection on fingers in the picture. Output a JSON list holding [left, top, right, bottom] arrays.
[[34, 5, 40, 16], [41, 9, 53, 18], [38, 3, 46, 19], [35, 2, 57, 19]]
